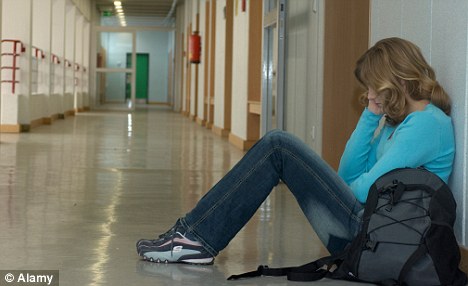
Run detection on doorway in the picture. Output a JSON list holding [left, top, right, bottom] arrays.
[[96, 30, 135, 109], [126, 53, 149, 104]]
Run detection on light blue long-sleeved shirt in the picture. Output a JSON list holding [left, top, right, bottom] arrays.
[[338, 103, 455, 203]]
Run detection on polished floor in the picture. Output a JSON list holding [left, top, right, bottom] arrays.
[[0, 106, 365, 285]]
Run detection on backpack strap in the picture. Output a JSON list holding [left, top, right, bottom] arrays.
[[226, 265, 287, 280], [284, 257, 334, 281], [227, 253, 345, 282]]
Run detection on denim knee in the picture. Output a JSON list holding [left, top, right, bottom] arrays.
[[262, 129, 289, 144]]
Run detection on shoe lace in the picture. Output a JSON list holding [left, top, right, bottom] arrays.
[[157, 225, 177, 240], [153, 221, 184, 258]]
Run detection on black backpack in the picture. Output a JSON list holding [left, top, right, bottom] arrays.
[[228, 168, 468, 285]]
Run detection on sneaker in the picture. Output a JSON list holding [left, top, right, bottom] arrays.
[[136, 220, 214, 265], [136, 220, 180, 249]]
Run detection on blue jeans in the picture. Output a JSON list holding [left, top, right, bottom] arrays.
[[180, 130, 364, 256]]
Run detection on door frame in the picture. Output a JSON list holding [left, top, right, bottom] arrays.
[[261, 0, 286, 135], [95, 27, 136, 109]]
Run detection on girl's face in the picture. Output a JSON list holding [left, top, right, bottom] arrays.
[[367, 87, 384, 115]]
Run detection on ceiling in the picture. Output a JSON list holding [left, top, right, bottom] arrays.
[[93, 0, 177, 26]]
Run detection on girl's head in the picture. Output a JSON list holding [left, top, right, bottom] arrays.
[[354, 37, 450, 125]]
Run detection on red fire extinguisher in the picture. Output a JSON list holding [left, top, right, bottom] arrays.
[[189, 31, 201, 64]]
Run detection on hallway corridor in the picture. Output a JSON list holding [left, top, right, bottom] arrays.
[[0, 107, 362, 285]]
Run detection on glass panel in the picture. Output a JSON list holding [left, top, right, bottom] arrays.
[[262, 0, 285, 135], [265, 0, 278, 13], [98, 32, 133, 69], [96, 31, 134, 109], [96, 72, 128, 104], [262, 25, 277, 134]]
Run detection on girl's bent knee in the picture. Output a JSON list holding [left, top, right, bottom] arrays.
[[263, 129, 287, 142], [262, 129, 296, 145]]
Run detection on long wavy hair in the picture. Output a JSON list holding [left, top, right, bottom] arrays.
[[354, 37, 451, 125]]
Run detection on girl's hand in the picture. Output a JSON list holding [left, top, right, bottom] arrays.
[[367, 88, 384, 115], [368, 99, 383, 115]]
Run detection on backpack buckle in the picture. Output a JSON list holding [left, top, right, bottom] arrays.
[[365, 239, 379, 252], [384, 181, 406, 211]]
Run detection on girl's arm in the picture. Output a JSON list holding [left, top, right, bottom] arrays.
[[341, 110, 452, 203], [338, 108, 382, 186]]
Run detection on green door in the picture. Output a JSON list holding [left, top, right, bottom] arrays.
[[126, 53, 149, 103]]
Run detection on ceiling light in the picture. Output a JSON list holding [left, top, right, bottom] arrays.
[[113, 1, 126, 27]]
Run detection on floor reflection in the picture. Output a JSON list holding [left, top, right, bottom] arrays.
[[0, 106, 364, 285]]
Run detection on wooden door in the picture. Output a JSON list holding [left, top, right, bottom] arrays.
[[322, 0, 370, 169]]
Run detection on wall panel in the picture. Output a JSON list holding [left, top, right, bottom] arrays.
[[322, 0, 369, 169], [285, 0, 322, 151], [370, 0, 468, 245], [431, 0, 468, 244], [230, 2, 249, 140], [213, 0, 227, 129]]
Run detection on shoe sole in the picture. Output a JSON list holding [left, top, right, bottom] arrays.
[[142, 251, 214, 265]]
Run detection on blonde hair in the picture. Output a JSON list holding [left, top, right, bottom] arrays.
[[354, 37, 451, 125]]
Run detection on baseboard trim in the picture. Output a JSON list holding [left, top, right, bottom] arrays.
[[196, 117, 206, 127], [0, 124, 22, 133], [228, 133, 256, 151], [43, 117, 53, 125], [147, 101, 171, 106], [212, 125, 230, 137], [30, 118, 43, 129], [51, 114, 60, 121], [64, 110, 75, 117]]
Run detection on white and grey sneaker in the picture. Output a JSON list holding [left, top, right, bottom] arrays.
[[137, 221, 214, 265]]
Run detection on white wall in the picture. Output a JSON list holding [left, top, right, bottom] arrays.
[[370, 0, 468, 244], [32, 0, 52, 55], [230, 0, 249, 140], [51, 0, 65, 97], [64, 3, 76, 96], [1, 0, 32, 97], [197, 0, 206, 120], [1, 0, 32, 124], [32, 0, 52, 96], [1, 0, 90, 126], [70, 0, 91, 20], [188, 0, 197, 117], [173, 3, 185, 111], [213, 0, 227, 129]]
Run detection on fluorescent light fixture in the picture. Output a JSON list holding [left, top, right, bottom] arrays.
[[113, 0, 126, 27]]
